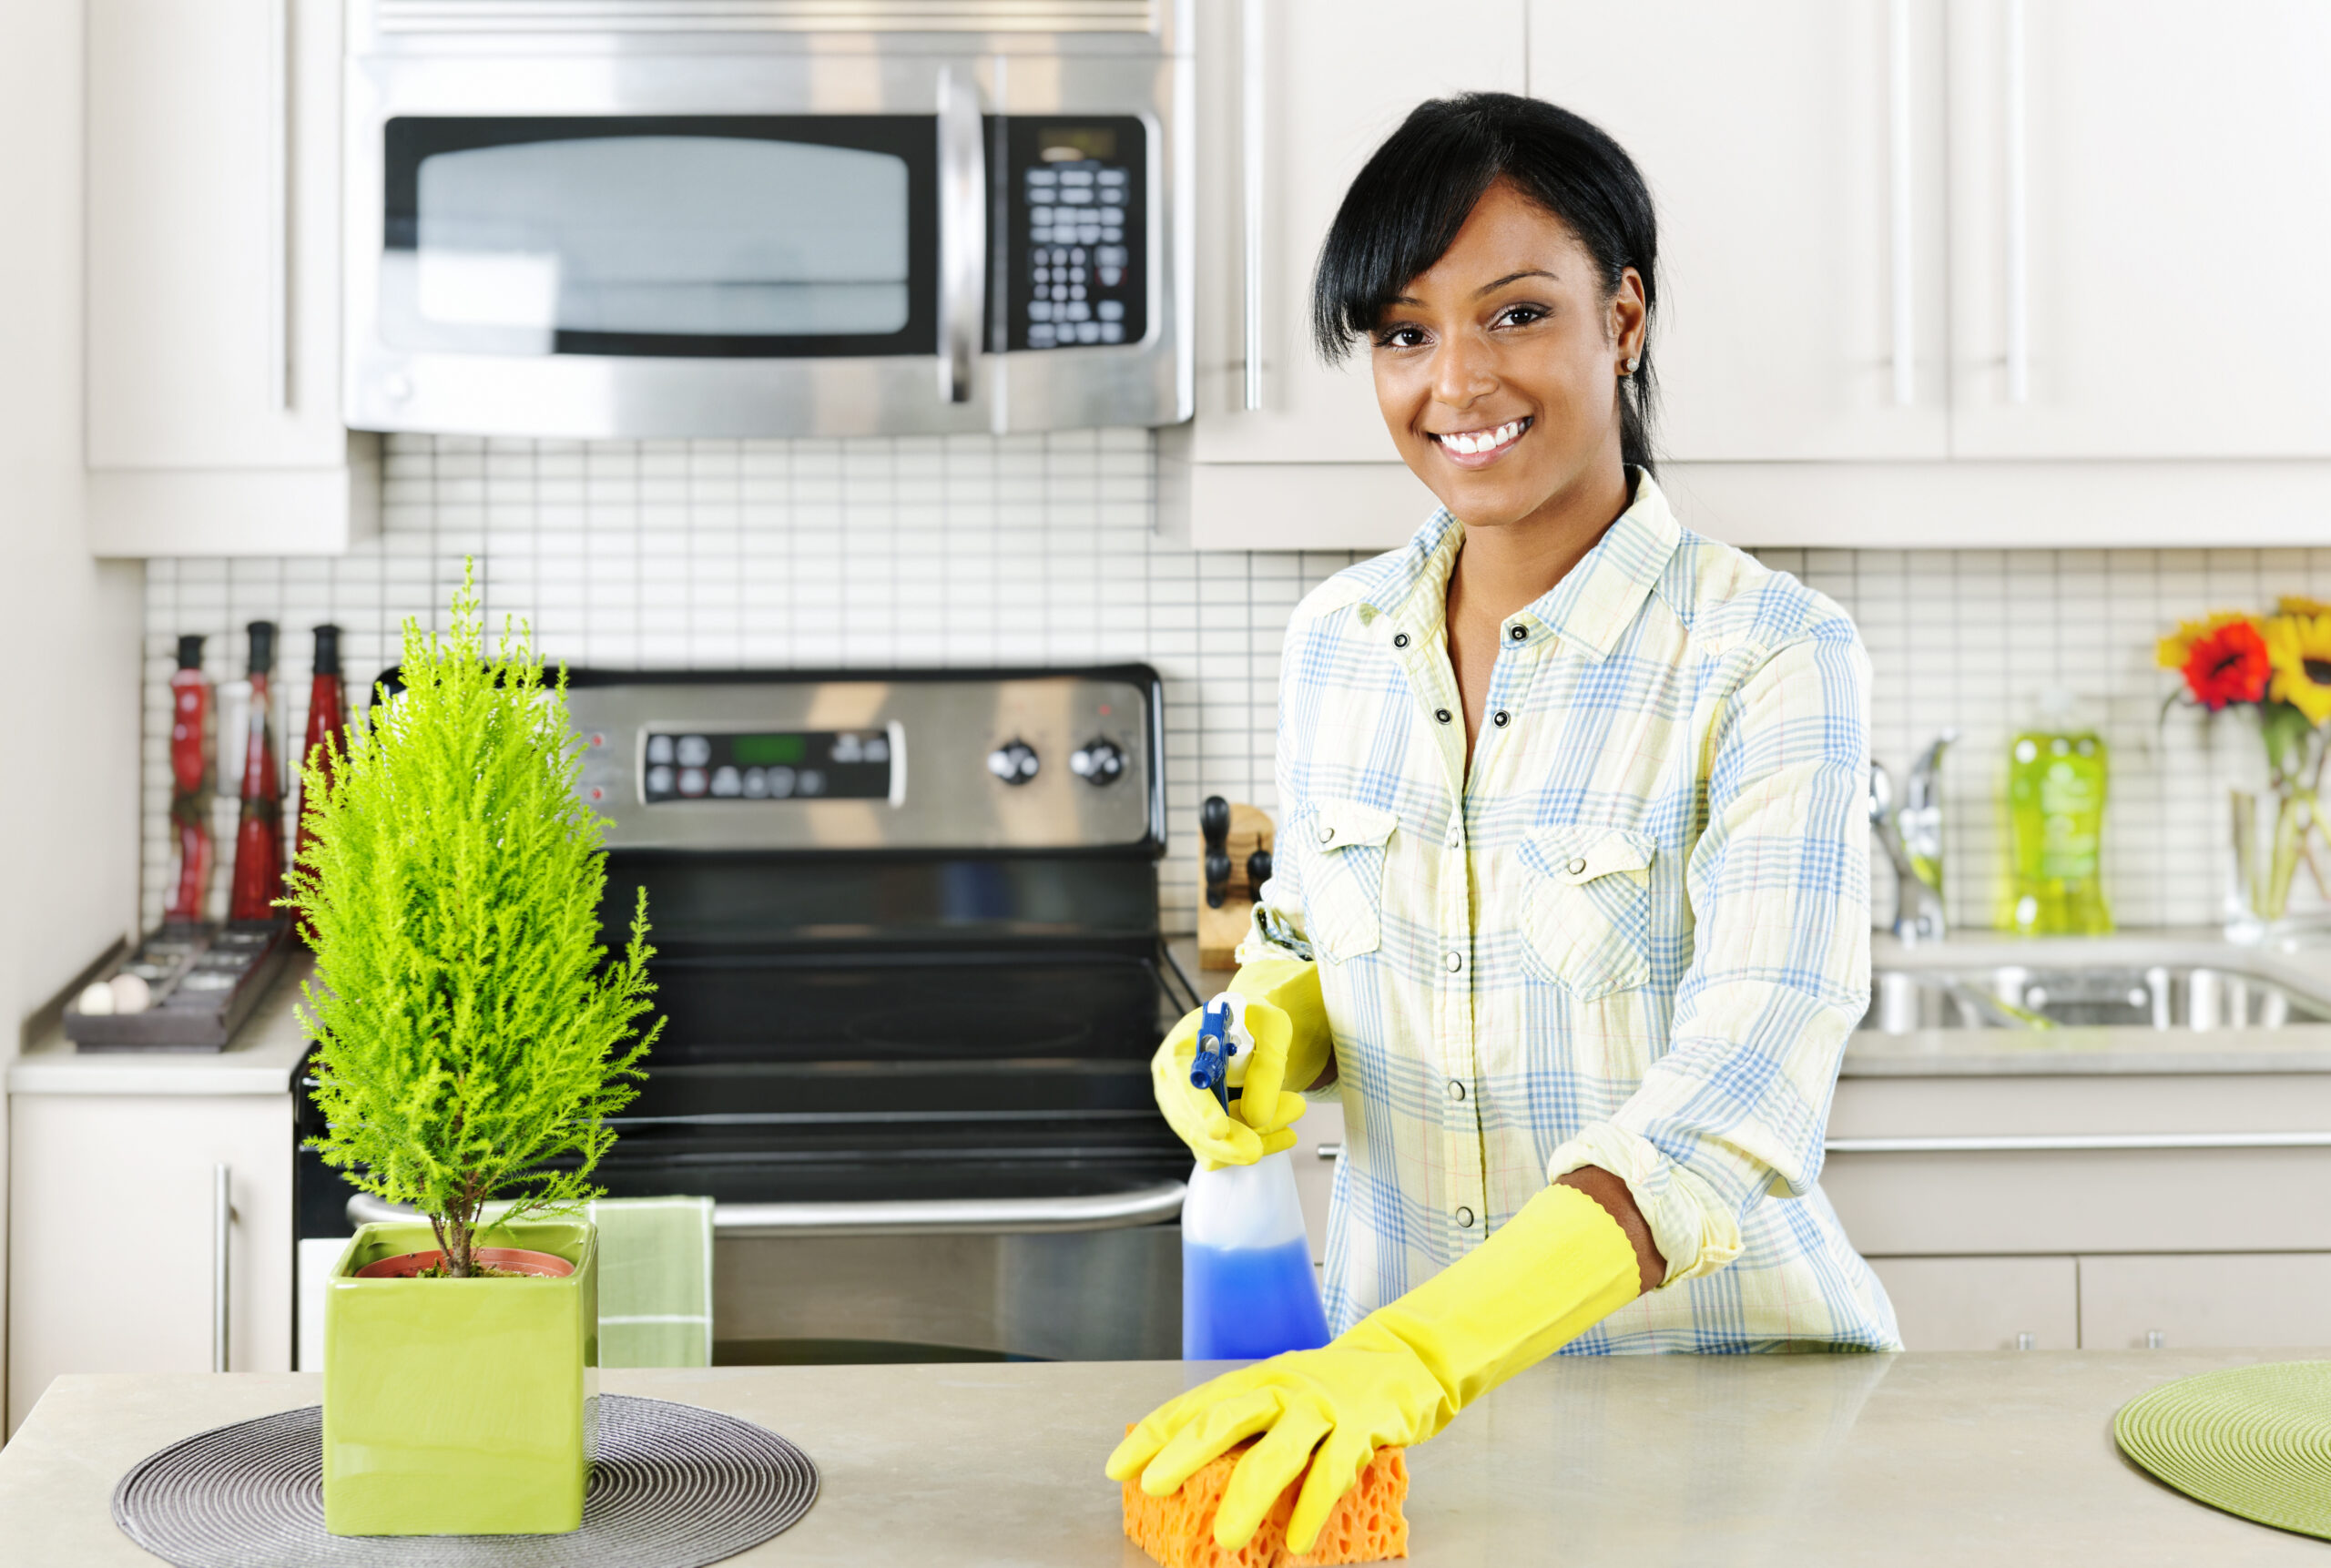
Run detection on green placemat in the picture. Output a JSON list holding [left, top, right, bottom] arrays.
[[2116, 1361, 2331, 1539]]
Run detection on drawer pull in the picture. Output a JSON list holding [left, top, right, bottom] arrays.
[[1827, 1132, 2331, 1154]]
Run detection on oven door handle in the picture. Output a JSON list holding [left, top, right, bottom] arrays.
[[348, 1181, 1186, 1238], [935, 66, 986, 405]]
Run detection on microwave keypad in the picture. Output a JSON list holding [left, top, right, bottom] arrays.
[[1009, 118, 1145, 352]]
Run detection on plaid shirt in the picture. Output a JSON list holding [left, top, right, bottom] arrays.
[[1243, 473, 1899, 1352]]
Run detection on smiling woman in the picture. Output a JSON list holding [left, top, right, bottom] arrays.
[[1110, 93, 1894, 1562]]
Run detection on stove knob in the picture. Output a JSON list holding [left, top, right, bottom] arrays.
[[986, 738, 1041, 785], [1068, 738, 1126, 786]]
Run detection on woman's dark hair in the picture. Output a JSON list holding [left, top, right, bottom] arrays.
[[1312, 92, 1660, 473]]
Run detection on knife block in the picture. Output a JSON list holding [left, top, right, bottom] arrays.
[[1196, 802, 1275, 972]]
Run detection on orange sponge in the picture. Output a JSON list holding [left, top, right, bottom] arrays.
[[1120, 1436, 1410, 1568]]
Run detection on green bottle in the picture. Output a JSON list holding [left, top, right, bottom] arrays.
[[2008, 689, 2112, 934]]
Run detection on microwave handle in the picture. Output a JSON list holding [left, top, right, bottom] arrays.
[[936, 68, 986, 405]]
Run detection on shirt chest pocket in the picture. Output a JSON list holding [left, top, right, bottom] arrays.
[[1520, 826, 1657, 1000], [1298, 799, 1399, 962]]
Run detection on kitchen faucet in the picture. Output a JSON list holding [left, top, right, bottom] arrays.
[[1869, 731, 1957, 944]]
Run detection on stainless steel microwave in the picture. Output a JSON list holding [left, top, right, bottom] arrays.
[[343, 2, 1192, 439]]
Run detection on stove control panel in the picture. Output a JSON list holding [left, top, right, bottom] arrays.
[[639, 727, 898, 804], [566, 669, 1163, 853]]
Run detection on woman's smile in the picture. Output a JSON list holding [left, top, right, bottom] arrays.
[[1429, 414, 1533, 466]]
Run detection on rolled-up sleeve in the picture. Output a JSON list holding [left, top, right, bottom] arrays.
[[1548, 624, 1873, 1284]]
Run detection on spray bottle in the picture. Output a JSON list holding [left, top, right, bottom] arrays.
[[1181, 994, 1332, 1360]]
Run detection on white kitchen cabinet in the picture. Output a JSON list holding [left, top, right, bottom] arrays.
[[1529, 0, 1950, 463], [84, 0, 376, 555], [1945, 0, 2331, 458], [6, 1093, 293, 1435], [1866, 1254, 2077, 1350], [2078, 1254, 2331, 1352], [1166, 0, 1520, 549], [1174, 0, 2331, 550]]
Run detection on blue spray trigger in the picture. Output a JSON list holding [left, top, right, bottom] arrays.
[[1191, 997, 1235, 1111]]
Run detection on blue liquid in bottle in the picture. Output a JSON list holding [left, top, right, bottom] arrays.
[[1182, 1237, 1331, 1361]]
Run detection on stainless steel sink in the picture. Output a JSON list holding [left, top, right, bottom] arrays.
[[1859, 963, 2331, 1034]]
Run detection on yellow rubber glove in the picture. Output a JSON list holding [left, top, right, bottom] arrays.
[[1106, 1182, 1640, 1553], [1149, 961, 1332, 1170]]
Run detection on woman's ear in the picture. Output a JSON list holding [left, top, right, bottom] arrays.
[[1609, 265, 1648, 370]]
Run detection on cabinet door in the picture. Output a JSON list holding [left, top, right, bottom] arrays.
[[1185, 0, 1528, 465], [1948, 0, 2331, 457], [1864, 1255, 2078, 1351], [86, 0, 344, 471], [6, 1095, 293, 1435], [1530, 0, 1949, 461], [2079, 1254, 2331, 1350]]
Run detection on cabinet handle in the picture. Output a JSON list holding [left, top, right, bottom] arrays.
[[1317, 1142, 1343, 1161], [935, 66, 986, 406], [267, 0, 293, 412], [1828, 1131, 2331, 1153], [2001, 0, 2030, 404], [1239, 0, 1266, 412], [1888, 0, 1915, 406], [212, 1163, 232, 1374]]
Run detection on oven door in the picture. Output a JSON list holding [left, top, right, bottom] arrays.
[[343, 42, 1187, 437]]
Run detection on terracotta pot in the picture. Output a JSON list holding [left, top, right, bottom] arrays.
[[353, 1246, 575, 1279]]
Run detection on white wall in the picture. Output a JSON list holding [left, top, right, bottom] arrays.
[[0, 0, 148, 1435]]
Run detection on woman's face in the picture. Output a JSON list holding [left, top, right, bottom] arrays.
[[1370, 179, 1645, 529]]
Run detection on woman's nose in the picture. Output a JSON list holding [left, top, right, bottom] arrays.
[[1429, 332, 1498, 409]]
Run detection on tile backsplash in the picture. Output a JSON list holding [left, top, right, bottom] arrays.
[[143, 434, 2331, 937]]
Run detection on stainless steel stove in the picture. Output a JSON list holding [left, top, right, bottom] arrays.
[[299, 666, 1194, 1362]]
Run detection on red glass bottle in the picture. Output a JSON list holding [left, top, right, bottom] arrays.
[[226, 621, 286, 923], [289, 625, 348, 932], [165, 635, 214, 923]]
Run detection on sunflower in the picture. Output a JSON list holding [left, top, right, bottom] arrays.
[[2280, 596, 2331, 617], [2158, 611, 2261, 671], [2265, 613, 2331, 726]]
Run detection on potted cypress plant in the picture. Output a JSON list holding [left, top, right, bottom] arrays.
[[288, 566, 661, 1537]]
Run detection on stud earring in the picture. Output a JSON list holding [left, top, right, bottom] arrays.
[[1622, 355, 1641, 375]]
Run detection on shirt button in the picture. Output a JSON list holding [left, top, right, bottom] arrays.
[[1392, 632, 1410, 648], [1446, 1079, 1466, 1102], [1492, 710, 1511, 728], [1455, 1207, 1476, 1228], [1567, 856, 1588, 875], [1509, 625, 1528, 642], [1317, 824, 1337, 844], [1434, 708, 1451, 724], [1444, 951, 1464, 973]]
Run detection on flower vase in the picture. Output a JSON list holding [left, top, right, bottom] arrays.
[[2226, 780, 2331, 944]]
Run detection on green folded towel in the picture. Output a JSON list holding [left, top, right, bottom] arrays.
[[585, 1196, 715, 1369]]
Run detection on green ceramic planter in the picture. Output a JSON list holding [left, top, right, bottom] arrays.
[[322, 1218, 598, 1536]]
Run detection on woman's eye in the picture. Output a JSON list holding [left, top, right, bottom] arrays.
[[1375, 325, 1428, 350], [1496, 304, 1547, 329]]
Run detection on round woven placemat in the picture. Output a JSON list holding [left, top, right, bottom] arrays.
[[2116, 1360, 2331, 1539], [112, 1394, 819, 1568]]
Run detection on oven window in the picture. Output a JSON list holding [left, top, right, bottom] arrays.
[[381, 117, 940, 359]]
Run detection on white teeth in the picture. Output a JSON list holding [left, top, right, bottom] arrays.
[[1441, 420, 1523, 456]]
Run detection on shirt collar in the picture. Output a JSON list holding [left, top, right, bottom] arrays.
[[1359, 470, 1685, 661]]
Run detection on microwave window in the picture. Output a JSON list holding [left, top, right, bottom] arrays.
[[382, 117, 940, 359]]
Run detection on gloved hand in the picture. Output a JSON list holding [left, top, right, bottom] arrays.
[[1106, 1181, 1641, 1553], [1150, 961, 1331, 1169]]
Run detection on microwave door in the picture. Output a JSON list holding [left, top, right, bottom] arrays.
[[354, 112, 993, 439]]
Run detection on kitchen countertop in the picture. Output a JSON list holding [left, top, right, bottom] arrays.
[[5, 954, 313, 1097], [5, 1352, 2329, 1564]]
